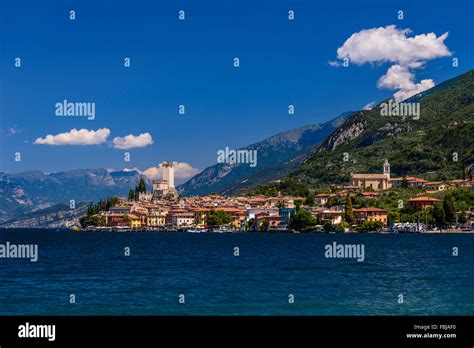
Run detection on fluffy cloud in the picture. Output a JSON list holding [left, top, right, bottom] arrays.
[[112, 133, 153, 149], [34, 128, 110, 145], [332, 25, 451, 102], [336, 25, 450, 67], [142, 162, 200, 180], [377, 65, 435, 102]]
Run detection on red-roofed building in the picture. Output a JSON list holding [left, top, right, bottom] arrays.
[[408, 197, 441, 211], [353, 207, 388, 226]]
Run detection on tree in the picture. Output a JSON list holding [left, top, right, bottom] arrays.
[[137, 178, 147, 193], [79, 215, 105, 228], [458, 210, 467, 225], [128, 189, 135, 201], [289, 209, 316, 232], [433, 202, 446, 227], [305, 193, 315, 207], [245, 218, 255, 231], [322, 221, 333, 232], [401, 178, 409, 189], [294, 200, 303, 211], [208, 210, 231, 227], [388, 211, 401, 224], [443, 194, 456, 225], [344, 194, 353, 224]]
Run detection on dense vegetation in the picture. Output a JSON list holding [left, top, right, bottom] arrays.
[[79, 197, 121, 227]]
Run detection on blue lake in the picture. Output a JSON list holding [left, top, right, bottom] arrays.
[[0, 229, 473, 315]]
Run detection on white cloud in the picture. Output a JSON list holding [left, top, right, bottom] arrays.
[[112, 132, 153, 149], [332, 25, 451, 101], [336, 25, 451, 67], [377, 65, 435, 102], [363, 101, 376, 110], [142, 162, 200, 180], [34, 128, 110, 145]]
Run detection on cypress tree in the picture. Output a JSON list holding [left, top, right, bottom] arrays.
[[433, 202, 446, 227], [344, 194, 353, 224], [443, 194, 456, 224], [137, 178, 147, 193]]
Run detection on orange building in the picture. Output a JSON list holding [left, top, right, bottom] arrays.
[[408, 197, 441, 211], [353, 208, 388, 226]]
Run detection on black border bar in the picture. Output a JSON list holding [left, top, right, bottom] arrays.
[[0, 316, 473, 346]]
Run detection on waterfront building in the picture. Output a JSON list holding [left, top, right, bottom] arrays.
[[105, 213, 129, 227], [353, 207, 388, 226], [146, 212, 166, 228], [253, 212, 282, 231], [191, 208, 209, 227], [246, 208, 279, 220], [171, 212, 194, 227], [408, 197, 441, 211], [128, 214, 141, 229], [317, 210, 343, 225], [279, 207, 294, 224]]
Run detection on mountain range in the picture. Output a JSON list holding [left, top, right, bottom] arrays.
[[249, 69, 474, 195], [176, 112, 354, 196], [0, 169, 150, 223]]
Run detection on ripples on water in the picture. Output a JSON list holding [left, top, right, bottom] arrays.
[[0, 229, 473, 315]]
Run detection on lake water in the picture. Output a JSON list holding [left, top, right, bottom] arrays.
[[0, 229, 473, 315]]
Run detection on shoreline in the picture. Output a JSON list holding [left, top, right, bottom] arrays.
[[1, 227, 474, 234]]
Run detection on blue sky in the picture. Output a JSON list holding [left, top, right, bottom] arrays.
[[1, 0, 472, 180]]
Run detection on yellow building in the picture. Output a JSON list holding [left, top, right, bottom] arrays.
[[192, 208, 209, 227], [424, 182, 450, 191], [127, 214, 141, 229], [353, 208, 388, 226], [146, 212, 166, 228]]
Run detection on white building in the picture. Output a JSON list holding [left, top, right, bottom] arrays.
[[162, 162, 175, 189], [152, 162, 178, 199]]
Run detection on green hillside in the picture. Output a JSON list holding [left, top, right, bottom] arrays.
[[246, 70, 474, 196]]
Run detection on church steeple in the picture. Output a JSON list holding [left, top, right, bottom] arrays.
[[383, 159, 390, 179]]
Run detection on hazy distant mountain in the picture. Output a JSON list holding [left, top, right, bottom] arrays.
[[0, 202, 90, 228], [0, 169, 150, 223], [177, 112, 355, 196]]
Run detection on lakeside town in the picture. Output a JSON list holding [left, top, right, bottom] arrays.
[[77, 160, 474, 233]]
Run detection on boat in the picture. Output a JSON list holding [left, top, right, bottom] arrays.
[[185, 228, 201, 233]]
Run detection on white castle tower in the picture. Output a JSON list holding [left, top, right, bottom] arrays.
[[152, 162, 178, 200], [162, 162, 175, 189]]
